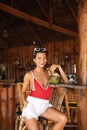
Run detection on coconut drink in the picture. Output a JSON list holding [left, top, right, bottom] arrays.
[[49, 73, 60, 85]]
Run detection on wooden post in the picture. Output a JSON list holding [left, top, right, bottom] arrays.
[[78, 0, 87, 84], [77, 0, 87, 130]]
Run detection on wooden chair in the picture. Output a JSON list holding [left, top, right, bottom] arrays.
[[47, 88, 66, 130], [15, 82, 27, 130], [65, 89, 78, 126], [15, 103, 22, 130], [48, 87, 78, 129], [59, 88, 78, 128]]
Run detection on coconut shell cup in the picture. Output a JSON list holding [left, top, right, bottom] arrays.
[[49, 73, 60, 85]]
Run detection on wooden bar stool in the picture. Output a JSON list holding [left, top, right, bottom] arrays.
[[62, 89, 78, 128], [47, 88, 66, 130], [15, 83, 24, 130], [48, 87, 78, 129]]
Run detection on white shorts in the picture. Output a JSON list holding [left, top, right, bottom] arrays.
[[21, 96, 52, 120]]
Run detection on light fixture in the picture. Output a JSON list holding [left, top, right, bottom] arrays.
[[33, 41, 36, 45], [15, 57, 20, 65], [2, 30, 8, 38]]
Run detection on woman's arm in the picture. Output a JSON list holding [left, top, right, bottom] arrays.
[[50, 64, 69, 83], [22, 72, 31, 107], [57, 65, 69, 83]]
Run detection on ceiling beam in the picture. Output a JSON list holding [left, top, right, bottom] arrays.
[[10, 3, 43, 45], [0, 2, 78, 38], [0, 14, 29, 45]]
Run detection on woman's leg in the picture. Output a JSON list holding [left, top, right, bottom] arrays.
[[41, 107, 67, 130], [24, 117, 40, 130]]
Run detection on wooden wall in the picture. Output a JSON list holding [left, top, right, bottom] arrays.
[[0, 39, 79, 130], [0, 39, 78, 81]]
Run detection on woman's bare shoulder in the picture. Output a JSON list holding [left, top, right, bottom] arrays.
[[24, 71, 32, 80]]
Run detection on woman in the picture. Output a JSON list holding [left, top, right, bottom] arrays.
[[22, 47, 69, 130]]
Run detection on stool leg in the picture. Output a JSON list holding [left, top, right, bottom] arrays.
[[44, 124, 48, 130], [15, 118, 19, 130], [48, 122, 54, 130], [74, 109, 77, 123], [15, 116, 20, 130], [40, 124, 48, 130], [19, 119, 24, 130], [22, 125, 27, 130], [65, 95, 71, 122]]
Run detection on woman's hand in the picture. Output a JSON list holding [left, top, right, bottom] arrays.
[[50, 64, 59, 74], [50, 64, 69, 83]]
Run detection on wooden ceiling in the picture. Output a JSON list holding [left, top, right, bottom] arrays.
[[0, 0, 79, 49]]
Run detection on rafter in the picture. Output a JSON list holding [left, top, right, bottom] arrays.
[[0, 2, 78, 38], [49, 1, 53, 23], [1, 14, 29, 46], [35, 0, 49, 21], [65, 0, 78, 23], [25, 21, 43, 44], [11, 25, 29, 46], [7, 3, 40, 45]]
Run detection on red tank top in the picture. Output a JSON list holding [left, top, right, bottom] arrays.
[[30, 71, 53, 100]]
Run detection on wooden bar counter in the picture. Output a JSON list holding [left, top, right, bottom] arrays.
[[0, 82, 19, 130], [0, 82, 87, 130]]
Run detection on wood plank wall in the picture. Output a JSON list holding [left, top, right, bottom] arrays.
[[0, 39, 79, 130], [0, 39, 79, 80], [0, 84, 19, 130]]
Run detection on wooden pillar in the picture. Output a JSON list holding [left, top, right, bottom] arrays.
[[77, 0, 87, 130], [78, 0, 87, 84]]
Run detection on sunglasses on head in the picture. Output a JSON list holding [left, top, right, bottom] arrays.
[[34, 47, 46, 52]]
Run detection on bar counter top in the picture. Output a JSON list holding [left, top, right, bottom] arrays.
[[0, 80, 16, 87], [0, 80, 87, 89], [50, 83, 87, 89]]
